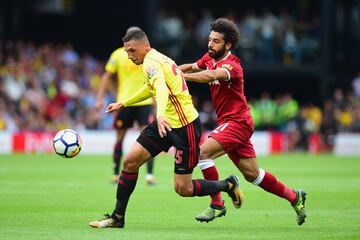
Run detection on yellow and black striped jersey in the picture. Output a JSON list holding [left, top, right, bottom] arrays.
[[142, 49, 198, 128]]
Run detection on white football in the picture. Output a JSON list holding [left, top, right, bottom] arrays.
[[53, 129, 82, 158]]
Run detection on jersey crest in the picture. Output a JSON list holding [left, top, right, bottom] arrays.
[[221, 64, 233, 71], [146, 66, 158, 79]]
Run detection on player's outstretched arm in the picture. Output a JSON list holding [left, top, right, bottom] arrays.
[[179, 63, 201, 73], [105, 102, 124, 113], [106, 85, 152, 113], [184, 68, 229, 83], [122, 85, 153, 107]]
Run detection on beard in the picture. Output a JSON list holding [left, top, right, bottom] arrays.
[[208, 45, 226, 60]]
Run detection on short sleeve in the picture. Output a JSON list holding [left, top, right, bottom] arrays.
[[144, 61, 166, 89], [218, 62, 241, 81], [195, 53, 209, 70], [105, 52, 118, 73]]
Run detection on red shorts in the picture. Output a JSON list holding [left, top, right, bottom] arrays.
[[209, 117, 256, 163]]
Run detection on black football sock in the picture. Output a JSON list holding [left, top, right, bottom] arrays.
[[113, 142, 123, 175], [192, 179, 228, 196], [146, 158, 154, 174], [114, 171, 138, 216]]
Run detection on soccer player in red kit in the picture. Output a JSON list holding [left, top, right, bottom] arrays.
[[179, 18, 307, 225]]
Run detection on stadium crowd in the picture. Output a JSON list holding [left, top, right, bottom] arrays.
[[0, 41, 359, 151], [154, 7, 320, 65]]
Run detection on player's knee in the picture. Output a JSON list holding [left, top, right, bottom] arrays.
[[243, 168, 259, 182], [174, 183, 193, 197], [122, 158, 139, 172], [199, 147, 212, 160]]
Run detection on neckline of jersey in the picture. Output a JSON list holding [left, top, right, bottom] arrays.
[[213, 51, 231, 66]]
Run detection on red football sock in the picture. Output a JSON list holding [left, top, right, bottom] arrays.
[[202, 166, 223, 206], [258, 171, 296, 204]]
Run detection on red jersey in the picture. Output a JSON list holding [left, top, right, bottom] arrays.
[[196, 52, 251, 123]]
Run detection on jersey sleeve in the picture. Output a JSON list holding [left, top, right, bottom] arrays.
[[105, 51, 118, 73], [195, 53, 209, 70], [144, 62, 166, 89], [144, 61, 169, 118], [218, 61, 240, 81], [122, 85, 152, 107]]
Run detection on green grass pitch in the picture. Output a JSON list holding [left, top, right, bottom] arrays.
[[1, 153, 360, 240]]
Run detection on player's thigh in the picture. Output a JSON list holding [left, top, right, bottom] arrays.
[[134, 105, 153, 128], [171, 118, 202, 174], [123, 141, 153, 172], [209, 118, 254, 155], [173, 173, 193, 196], [200, 137, 226, 160], [136, 120, 173, 157]]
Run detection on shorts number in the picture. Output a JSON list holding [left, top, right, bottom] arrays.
[[175, 148, 183, 164], [213, 123, 229, 134]]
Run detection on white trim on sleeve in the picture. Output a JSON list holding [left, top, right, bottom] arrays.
[[194, 62, 200, 70], [218, 67, 231, 81]]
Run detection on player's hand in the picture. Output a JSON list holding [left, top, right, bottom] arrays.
[[105, 102, 124, 113], [96, 98, 103, 110], [157, 116, 172, 138]]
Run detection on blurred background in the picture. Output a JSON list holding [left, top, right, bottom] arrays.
[[0, 0, 360, 155]]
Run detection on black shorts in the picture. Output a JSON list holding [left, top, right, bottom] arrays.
[[113, 105, 153, 129], [137, 117, 202, 174]]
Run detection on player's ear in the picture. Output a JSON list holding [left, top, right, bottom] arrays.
[[144, 41, 150, 48], [225, 42, 232, 51]]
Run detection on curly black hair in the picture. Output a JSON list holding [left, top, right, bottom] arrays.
[[210, 18, 239, 49]]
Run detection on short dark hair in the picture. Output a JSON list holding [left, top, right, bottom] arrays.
[[122, 26, 148, 42], [210, 18, 239, 49]]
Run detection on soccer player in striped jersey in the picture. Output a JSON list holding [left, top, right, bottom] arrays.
[[89, 27, 243, 228], [180, 18, 307, 225], [96, 46, 156, 185]]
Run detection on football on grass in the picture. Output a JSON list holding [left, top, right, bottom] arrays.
[[53, 129, 82, 158]]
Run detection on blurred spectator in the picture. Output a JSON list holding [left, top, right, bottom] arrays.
[[237, 9, 260, 63], [257, 9, 279, 63], [286, 107, 309, 151], [352, 104, 360, 132], [352, 71, 360, 98], [320, 100, 337, 151], [303, 103, 322, 133], [195, 9, 214, 49], [154, 10, 185, 59], [248, 98, 261, 129], [279, 9, 300, 65], [336, 106, 353, 132], [274, 93, 299, 130], [60, 43, 79, 66], [333, 88, 347, 110], [256, 92, 277, 129]]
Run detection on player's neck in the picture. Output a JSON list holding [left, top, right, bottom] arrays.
[[145, 47, 152, 55]]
